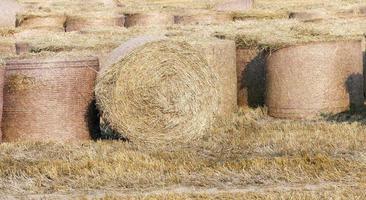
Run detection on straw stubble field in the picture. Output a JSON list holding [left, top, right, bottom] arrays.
[[0, 0, 366, 199]]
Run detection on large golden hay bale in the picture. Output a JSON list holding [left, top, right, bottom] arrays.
[[266, 40, 364, 119], [3, 57, 99, 142], [236, 48, 266, 108], [215, 0, 253, 12], [189, 39, 237, 116], [95, 36, 219, 144], [65, 15, 125, 32], [16, 14, 66, 32], [124, 13, 174, 28], [0, 0, 23, 28]]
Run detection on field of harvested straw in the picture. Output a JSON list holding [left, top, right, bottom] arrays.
[[0, 0, 366, 199]]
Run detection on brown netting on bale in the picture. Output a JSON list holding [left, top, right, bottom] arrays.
[[0, 0, 23, 28], [95, 36, 219, 144], [174, 12, 233, 25], [124, 13, 174, 28], [16, 14, 66, 32], [215, 0, 253, 12], [65, 15, 125, 32], [188, 38, 237, 117], [3, 57, 99, 142], [266, 40, 364, 119], [236, 48, 266, 108]]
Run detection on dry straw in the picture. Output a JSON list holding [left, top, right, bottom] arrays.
[[288, 10, 329, 22], [266, 40, 364, 119], [174, 11, 233, 25], [3, 56, 99, 142], [95, 36, 219, 144]]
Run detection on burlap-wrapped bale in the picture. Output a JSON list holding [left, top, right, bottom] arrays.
[[3, 57, 99, 142], [236, 48, 266, 108], [215, 0, 253, 12], [16, 14, 66, 32], [95, 36, 219, 144], [174, 12, 233, 25], [189, 39, 237, 116], [0, 0, 23, 28], [266, 40, 364, 119], [65, 15, 125, 32], [124, 13, 174, 28], [289, 10, 328, 22]]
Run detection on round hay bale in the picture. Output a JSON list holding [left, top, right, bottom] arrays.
[[16, 14, 66, 31], [189, 39, 237, 116], [236, 48, 266, 108], [266, 40, 364, 119], [95, 36, 219, 144], [3, 57, 99, 142], [289, 11, 328, 22], [174, 12, 233, 25], [0, 66, 5, 142], [65, 15, 125, 32], [15, 42, 30, 54], [124, 13, 174, 28], [215, 0, 253, 12], [0, 0, 23, 28]]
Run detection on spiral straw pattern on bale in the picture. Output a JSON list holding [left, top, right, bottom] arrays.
[[0, 0, 23, 28], [16, 14, 66, 32], [3, 57, 99, 142], [95, 37, 219, 144], [266, 40, 364, 119], [215, 0, 253, 12], [236, 48, 266, 108], [65, 16, 125, 32], [124, 13, 174, 28]]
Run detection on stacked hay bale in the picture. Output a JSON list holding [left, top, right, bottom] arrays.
[[0, 0, 23, 28], [95, 36, 219, 144], [124, 12, 175, 28], [215, 0, 253, 12], [16, 13, 66, 32], [65, 13, 125, 32], [174, 10, 233, 25], [266, 40, 364, 119], [288, 10, 329, 22], [3, 55, 99, 142]]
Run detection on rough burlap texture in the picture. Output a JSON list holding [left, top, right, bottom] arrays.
[[124, 13, 174, 28], [65, 16, 125, 32], [174, 12, 233, 25], [236, 48, 266, 108], [190, 39, 237, 117], [215, 0, 253, 12], [16, 14, 66, 31], [289, 11, 328, 22], [0, 0, 23, 27], [266, 40, 364, 119], [3, 57, 99, 142], [95, 36, 219, 145]]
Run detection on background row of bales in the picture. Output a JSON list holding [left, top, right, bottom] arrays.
[[0, 0, 365, 145]]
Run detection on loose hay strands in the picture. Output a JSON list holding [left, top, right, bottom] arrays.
[[95, 37, 219, 145]]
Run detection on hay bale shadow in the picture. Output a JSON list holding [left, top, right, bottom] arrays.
[[325, 73, 365, 123], [241, 51, 266, 108], [85, 100, 128, 141]]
